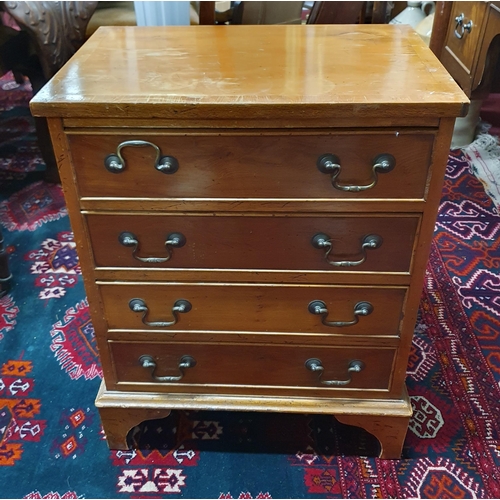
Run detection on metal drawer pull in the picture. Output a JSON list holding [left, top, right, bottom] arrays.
[[311, 233, 382, 267], [139, 355, 196, 382], [308, 300, 373, 327], [129, 298, 192, 327], [317, 153, 395, 192], [119, 231, 186, 263], [104, 140, 179, 174], [454, 13, 473, 39], [305, 358, 364, 386]]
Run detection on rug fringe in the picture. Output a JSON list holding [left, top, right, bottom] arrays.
[[462, 132, 500, 209]]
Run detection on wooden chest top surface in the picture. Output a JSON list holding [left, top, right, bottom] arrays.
[[30, 24, 467, 120]]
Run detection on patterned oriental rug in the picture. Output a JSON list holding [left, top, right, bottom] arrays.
[[1, 71, 500, 498], [0, 73, 44, 182]]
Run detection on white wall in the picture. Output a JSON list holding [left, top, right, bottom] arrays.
[[134, 1, 190, 26]]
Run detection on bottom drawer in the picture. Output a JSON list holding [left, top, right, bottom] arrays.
[[109, 341, 396, 392]]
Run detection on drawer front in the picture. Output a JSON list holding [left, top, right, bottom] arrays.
[[69, 132, 434, 200], [99, 283, 407, 336], [110, 341, 396, 391], [86, 214, 419, 273], [442, 1, 488, 91], [446, 2, 487, 71]]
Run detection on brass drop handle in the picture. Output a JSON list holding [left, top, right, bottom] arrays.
[[305, 358, 364, 386], [317, 153, 395, 192], [454, 13, 473, 39], [311, 233, 382, 267], [104, 140, 179, 174], [308, 300, 373, 327], [129, 298, 192, 327], [139, 355, 196, 382], [119, 231, 186, 263]]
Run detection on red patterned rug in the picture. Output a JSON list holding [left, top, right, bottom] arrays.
[[0, 72, 43, 181]]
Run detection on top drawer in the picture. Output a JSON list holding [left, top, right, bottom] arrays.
[[68, 131, 435, 200]]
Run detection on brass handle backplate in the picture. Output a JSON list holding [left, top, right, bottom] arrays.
[[119, 231, 186, 263], [104, 140, 179, 174], [308, 300, 373, 327], [305, 358, 364, 386], [129, 298, 192, 327], [317, 153, 395, 192], [454, 13, 473, 39], [139, 355, 196, 382], [311, 233, 382, 267]]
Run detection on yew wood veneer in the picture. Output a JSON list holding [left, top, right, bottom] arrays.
[[30, 24, 468, 458]]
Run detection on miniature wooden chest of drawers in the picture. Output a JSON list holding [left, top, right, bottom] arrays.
[[31, 24, 467, 458]]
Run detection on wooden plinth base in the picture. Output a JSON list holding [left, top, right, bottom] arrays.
[[95, 382, 412, 459]]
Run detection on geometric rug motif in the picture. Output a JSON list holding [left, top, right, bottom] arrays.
[[454, 269, 500, 318], [218, 493, 272, 499], [406, 385, 460, 456], [0, 72, 33, 110], [406, 328, 437, 382], [0, 71, 41, 178], [49, 299, 102, 381], [0, 115, 44, 174], [435, 200, 500, 240], [50, 407, 94, 461], [409, 395, 445, 439], [302, 466, 342, 496], [116, 468, 188, 495], [422, 239, 500, 497], [440, 150, 495, 209], [0, 359, 46, 466], [433, 230, 500, 278], [0, 294, 19, 342], [467, 308, 500, 343], [23, 492, 80, 499], [0, 181, 67, 232], [112, 418, 201, 496], [403, 458, 487, 498], [25, 231, 81, 300]]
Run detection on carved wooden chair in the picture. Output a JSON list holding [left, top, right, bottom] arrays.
[[0, 1, 98, 183]]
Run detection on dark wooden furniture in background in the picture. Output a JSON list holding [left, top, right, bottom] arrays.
[[199, 1, 394, 25], [431, 1, 500, 99], [0, 1, 97, 183], [199, 1, 216, 25], [0, 227, 11, 297], [307, 1, 364, 24], [31, 24, 466, 458]]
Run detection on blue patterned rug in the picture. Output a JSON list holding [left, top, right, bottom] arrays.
[[1, 71, 500, 498]]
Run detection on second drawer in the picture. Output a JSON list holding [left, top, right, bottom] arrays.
[[99, 282, 407, 336], [86, 214, 420, 273]]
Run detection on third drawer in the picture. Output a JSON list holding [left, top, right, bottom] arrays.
[[99, 282, 407, 336]]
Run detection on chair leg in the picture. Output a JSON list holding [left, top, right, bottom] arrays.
[[0, 227, 12, 297], [34, 116, 60, 183]]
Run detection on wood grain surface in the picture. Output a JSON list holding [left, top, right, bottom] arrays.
[[68, 131, 434, 200], [30, 25, 468, 119], [86, 213, 419, 273], [99, 282, 407, 336], [109, 341, 396, 391]]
